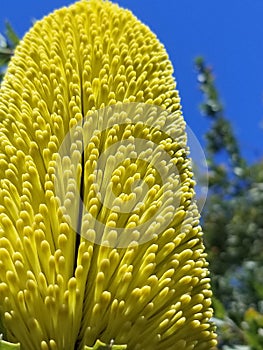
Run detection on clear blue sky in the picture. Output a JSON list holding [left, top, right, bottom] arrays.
[[1, 0, 263, 163]]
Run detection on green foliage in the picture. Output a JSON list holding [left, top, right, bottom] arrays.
[[195, 57, 247, 190], [4, 22, 20, 47], [243, 308, 263, 349], [0, 22, 18, 82], [196, 57, 263, 349]]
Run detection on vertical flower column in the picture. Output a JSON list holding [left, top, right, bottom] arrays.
[[0, 0, 217, 349]]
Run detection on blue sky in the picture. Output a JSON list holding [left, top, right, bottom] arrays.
[[1, 0, 263, 163]]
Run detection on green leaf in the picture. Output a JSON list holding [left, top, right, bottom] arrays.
[[0, 49, 13, 66], [0, 338, 20, 349], [212, 296, 227, 319], [5, 22, 20, 48], [84, 339, 127, 350], [222, 346, 250, 350], [0, 33, 7, 49]]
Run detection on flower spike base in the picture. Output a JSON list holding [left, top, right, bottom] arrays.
[[85, 339, 127, 349], [0, 338, 20, 349]]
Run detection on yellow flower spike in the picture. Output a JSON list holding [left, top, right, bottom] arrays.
[[0, 0, 217, 349]]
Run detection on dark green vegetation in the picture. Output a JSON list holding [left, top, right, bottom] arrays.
[[196, 57, 263, 350], [0, 22, 19, 81]]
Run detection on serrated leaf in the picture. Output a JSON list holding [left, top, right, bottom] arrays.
[[84, 339, 127, 350]]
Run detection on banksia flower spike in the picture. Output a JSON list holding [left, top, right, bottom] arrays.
[[0, 0, 217, 349]]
